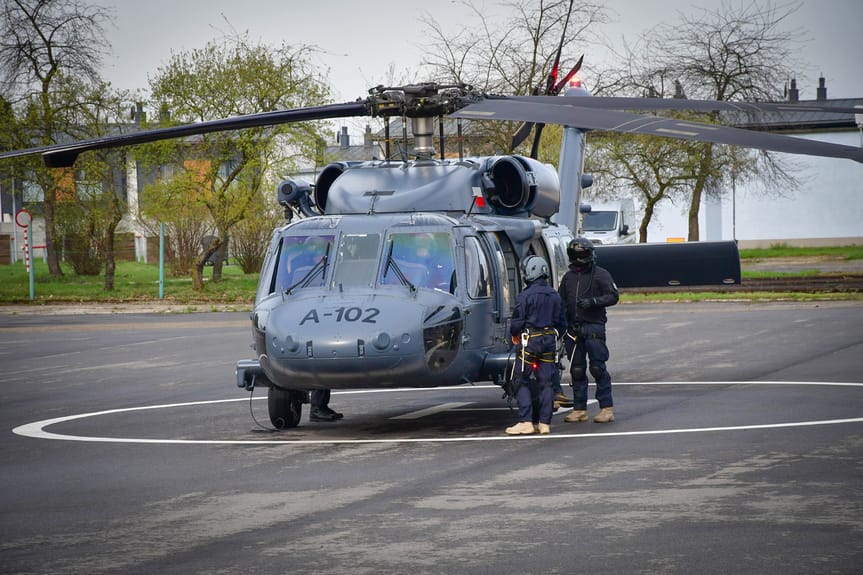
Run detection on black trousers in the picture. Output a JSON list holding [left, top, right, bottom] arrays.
[[311, 389, 330, 408]]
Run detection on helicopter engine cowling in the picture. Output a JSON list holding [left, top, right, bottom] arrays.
[[315, 162, 364, 213], [521, 157, 561, 218], [483, 156, 560, 218]]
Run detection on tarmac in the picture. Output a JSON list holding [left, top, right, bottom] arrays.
[[2, 300, 861, 574]]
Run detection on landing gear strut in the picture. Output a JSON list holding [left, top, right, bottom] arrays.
[[267, 386, 306, 429]]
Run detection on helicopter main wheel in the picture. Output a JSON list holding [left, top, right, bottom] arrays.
[[267, 386, 303, 429]]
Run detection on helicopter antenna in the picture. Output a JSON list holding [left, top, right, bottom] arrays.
[[457, 118, 464, 161], [384, 117, 392, 160], [528, 0, 574, 159], [439, 116, 446, 160], [507, 0, 580, 154], [401, 108, 409, 162]]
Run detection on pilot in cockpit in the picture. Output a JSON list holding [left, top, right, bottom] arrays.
[[278, 235, 330, 291]]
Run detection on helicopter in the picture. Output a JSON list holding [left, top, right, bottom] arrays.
[[3, 72, 862, 430]]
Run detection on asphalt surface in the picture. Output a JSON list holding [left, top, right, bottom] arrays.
[[1, 301, 861, 574]]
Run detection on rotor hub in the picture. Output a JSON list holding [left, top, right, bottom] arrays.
[[367, 83, 475, 119]]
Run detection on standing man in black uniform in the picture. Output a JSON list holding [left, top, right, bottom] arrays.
[[558, 238, 619, 423], [310, 390, 343, 422], [506, 256, 567, 435]]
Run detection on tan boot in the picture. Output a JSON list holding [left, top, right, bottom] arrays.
[[554, 392, 573, 408], [505, 421, 536, 435], [537, 423, 551, 435], [593, 407, 615, 423], [564, 409, 588, 423]]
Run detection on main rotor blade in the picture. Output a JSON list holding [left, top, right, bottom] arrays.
[[506, 95, 863, 116], [1, 101, 369, 168], [511, 79, 838, 152], [452, 98, 863, 163], [511, 121, 535, 150]]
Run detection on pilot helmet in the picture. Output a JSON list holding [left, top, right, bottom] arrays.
[[521, 255, 549, 283], [567, 237, 596, 267]]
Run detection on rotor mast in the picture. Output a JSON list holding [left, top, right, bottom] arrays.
[[367, 84, 474, 160]]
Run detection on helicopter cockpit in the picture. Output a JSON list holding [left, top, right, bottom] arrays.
[[380, 231, 455, 292], [262, 224, 459, 298], [247, 211, 518, 392], [271, 234, 335, 293]]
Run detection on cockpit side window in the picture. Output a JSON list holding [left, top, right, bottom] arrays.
[[273, 234, 334, 293], [464, 236, 493, 299], [551, 236, 568, 286], [487, 232, 513, 314], [380, 231, 455, 292], [258, 234, 282, 301]]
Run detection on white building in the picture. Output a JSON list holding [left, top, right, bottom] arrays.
[[644, 84, 863, 247]]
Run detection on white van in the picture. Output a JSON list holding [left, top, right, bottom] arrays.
[[579, 199, 637, 244]]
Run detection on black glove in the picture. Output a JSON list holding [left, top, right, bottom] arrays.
[[577, 297, 595, 309]]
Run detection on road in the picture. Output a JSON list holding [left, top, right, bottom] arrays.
[[1, 302, 861, 574]]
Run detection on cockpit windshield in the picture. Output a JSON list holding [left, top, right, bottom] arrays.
[[331, 233, 381, 287], [272, 229, 456, 293], [380, 231, 456, 292], [273, 234, 334, 292], [581, 210, 618, 232]]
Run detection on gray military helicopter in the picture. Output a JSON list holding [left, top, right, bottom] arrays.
[[4, 65, 862, 430]]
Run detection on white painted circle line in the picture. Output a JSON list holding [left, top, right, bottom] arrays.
[[11, 381, 863, 445]]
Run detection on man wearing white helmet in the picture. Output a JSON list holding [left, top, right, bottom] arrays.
[[505, 255, 566, 435], [558, 237, 619, 423]]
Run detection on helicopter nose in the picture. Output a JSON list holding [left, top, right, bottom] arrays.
[[260, 292, 461, 388], [267, 296, 420, 358]]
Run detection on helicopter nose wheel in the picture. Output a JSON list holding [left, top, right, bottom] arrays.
[[267, 386, 304, 429]]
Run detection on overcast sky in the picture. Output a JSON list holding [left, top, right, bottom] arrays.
[[99, 0, 863, 107]]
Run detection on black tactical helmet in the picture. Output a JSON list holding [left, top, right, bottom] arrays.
[[567, 237, 596, 267], [521, 255, 549, 283]]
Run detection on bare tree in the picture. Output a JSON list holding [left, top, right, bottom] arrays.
[[421, 0, 607, 154], [0, 0, 113, 275], [587, 129, 704, 242], [599, 1, 802, 240]]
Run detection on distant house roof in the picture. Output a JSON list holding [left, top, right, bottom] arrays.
[[323, 125, 385, 162], [292, 125, 386, 182]]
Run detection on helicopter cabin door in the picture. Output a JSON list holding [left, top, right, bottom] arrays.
[[461, 233, 510, 352]]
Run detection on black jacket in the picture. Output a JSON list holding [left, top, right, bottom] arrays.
[[558, 263, 619, 326], [511, 278, 566, 337]]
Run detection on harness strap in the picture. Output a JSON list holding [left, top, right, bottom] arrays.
[[525, 327, 558, 338], [518, 350, 557, 363]]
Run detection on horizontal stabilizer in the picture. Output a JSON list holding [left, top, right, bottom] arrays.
[[595, 241, 741, 288]]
